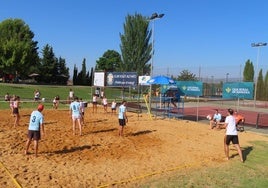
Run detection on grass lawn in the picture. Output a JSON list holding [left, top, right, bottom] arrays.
[[0, 83, 130, 109], [140, 140, 268, 188]]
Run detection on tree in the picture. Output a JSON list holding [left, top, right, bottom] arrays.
[[89, 67, 94, 86], [95, 50, 122, 72], [120, 13, 151, 75], [76, 58, 91, 85], [264, 71, 268, 101], [56, 57, 69, 85], [256, 69, 264, 100], [177, 70, 198, 81], [80, 58, 87, 85], [73, 65, 78, 85], [243, 59, 254, 82], [39, 44, 57, 83], [0, 18, 39, 80]]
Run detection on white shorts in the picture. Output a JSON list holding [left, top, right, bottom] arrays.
[[72, 114, 81, 121]]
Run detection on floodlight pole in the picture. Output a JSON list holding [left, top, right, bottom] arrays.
[[226, 73, 229, 83], [251, 42, 267, 108], [148, 13, 164, 113]]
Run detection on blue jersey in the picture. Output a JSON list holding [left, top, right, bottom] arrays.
[[118, 104, 126, 119], [70, 101, 81, 116], [28, 110, 44, 131]]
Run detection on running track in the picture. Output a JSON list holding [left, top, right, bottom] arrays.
[[183, 106, 268, 128]]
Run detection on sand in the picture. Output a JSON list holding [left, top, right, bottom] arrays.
[[1, 106, 268, 188]]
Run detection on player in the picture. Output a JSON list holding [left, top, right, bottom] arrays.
[[102, 95, 108, 113], [222, 108, 244, 162], [13, 96, 20, 127], [25, 104, 45, 157], [70, 96, 82, 136], [118, 100, 128, 137], [111, 100, 117, 114]]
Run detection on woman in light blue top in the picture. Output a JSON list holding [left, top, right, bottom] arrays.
[[25, 104, 44, 157], [70, 97, 82, 136]]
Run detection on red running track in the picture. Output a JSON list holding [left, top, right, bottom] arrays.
[[183, 106, 268, 127]]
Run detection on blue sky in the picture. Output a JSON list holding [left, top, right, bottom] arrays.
[[1, 0, 268, 81]]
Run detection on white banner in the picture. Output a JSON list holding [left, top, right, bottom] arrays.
[[139, 76, 151, 85], [94, 72, 105, 87]]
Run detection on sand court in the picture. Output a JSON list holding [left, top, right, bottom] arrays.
[[1, 108, 268, 187]]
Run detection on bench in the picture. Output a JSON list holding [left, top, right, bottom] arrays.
[[127, 102, 142, 119]]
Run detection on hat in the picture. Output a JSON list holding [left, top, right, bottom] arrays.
[[38, 104, 44, 111]]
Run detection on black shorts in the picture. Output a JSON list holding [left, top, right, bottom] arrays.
[[28, 130, 41, 140], [119, 119, 126, 126], [13, 108, 19, 114], [225, 135, 239, 145]]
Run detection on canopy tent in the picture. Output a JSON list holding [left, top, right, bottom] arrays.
[[147, 75, 176, 109]]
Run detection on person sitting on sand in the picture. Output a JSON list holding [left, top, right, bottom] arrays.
[[210, 109, 222, 129]]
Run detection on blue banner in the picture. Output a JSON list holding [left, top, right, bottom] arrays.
[[222, 82, 254, 99], [161, 81, 203, 96], [176, 81, 203, 97], [106, 72, 137, 87]]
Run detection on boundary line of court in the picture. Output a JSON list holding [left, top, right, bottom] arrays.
[[0, 160, 22, 188], [97, 160, 208, 188]]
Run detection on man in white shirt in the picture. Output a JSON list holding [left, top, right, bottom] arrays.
[[222, 108, 244, 162], [118, 100, 128, 136]]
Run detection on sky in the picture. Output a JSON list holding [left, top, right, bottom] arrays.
[[1, 0, 268, 81]]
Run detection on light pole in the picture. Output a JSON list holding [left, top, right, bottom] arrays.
[[226, 73, 229, 83], [251, 42, 267, 108], [211, 76, 214, 96], [148, 13, 164, 112]]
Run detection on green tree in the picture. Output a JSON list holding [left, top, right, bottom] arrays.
[[120, 13, 151, 75], [89, 67, 94, 86], [76, 58, 90, 85], [0, 18, 39, 79], [73, 65, 78, 85], [177, 70, 198, 81], [95, 50, 122, 72], [80, 58, 87, 85], [56, 57, 69, 85], [256, 69, 264, 100], [264, 71, 268, 101], [243, 59, 254, 82], [39, 44, 57, 83]]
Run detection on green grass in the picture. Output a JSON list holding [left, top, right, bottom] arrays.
[[0, 83, 138, 109], [139, 140, 268, 188]]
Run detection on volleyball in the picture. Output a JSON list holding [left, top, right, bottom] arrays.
[[206, 114, 212, 120]]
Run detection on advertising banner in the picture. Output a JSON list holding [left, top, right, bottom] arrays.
[[138, 76, 151, 85], [177, 81, 203, 96], [160, 81, 203, 97], [222, 82, 253, 99], [106, 72, 137, 87], [93, 72, 105, 87]]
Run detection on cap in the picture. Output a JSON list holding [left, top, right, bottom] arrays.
[[38, 104, 44, 111]]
